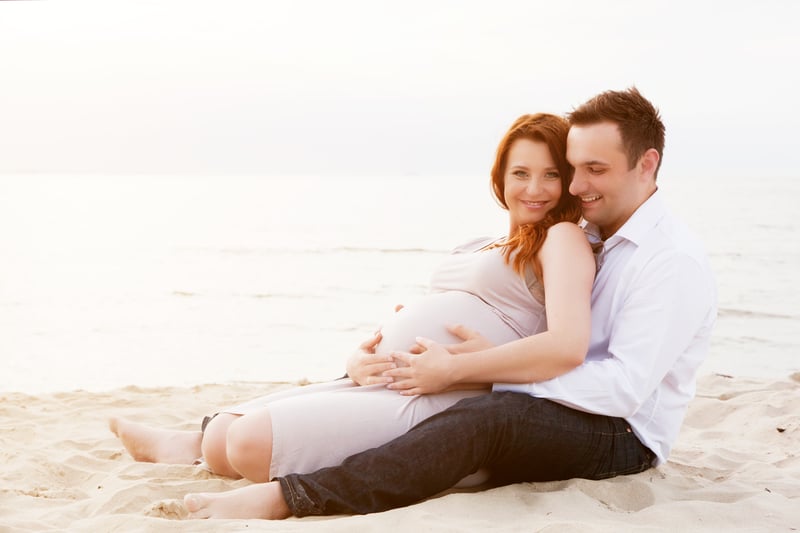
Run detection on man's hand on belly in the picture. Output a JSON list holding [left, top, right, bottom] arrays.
[[443, 324, 495, 354], [384, 338, 458, 396], [385, 325, 496, 395]]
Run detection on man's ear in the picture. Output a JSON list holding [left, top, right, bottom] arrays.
[[639, 148, 660, 180]]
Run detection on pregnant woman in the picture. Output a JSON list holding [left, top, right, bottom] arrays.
[[110, 113, 595, 488]]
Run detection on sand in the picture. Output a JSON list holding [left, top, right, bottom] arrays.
[[1, 374, 798, 532]]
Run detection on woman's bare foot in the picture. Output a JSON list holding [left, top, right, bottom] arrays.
[[184, 481, 291, 520], [109, 417, 202, 464]]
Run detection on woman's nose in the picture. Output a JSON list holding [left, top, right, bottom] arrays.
[[526, 177, 542, 194]]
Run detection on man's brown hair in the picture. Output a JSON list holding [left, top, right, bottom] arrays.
[[568, 87, 666, 178]]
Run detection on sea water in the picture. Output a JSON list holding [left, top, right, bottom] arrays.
[[1, 174, 797, 393]]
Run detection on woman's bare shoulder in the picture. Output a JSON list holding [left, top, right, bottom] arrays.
[[545, 221, 587, 242]]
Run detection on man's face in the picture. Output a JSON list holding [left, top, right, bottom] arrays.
[[567, 122, 651, 239]]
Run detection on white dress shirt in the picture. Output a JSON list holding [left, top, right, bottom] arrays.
[[494, 190, 718, 465]]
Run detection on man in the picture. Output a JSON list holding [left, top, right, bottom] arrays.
[[183, 87, 718, 519]]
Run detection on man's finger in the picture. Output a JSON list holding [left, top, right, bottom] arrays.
[[387, 378, 419, 394], [414, 337, 435, 349], [446, 323, 478, 341], [390, 351, 414, 367], [365, 353, 394, 363], [408, 343, 425, 354], [386, 378, 415, 391], [365, 375, 393, 385], [365, 362, 396, 375], [383, 365, 412, 380]]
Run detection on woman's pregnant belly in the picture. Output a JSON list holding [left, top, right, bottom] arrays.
[[376, 291, 522, 355]]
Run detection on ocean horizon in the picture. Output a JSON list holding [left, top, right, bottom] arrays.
[[1, 173, 797, 393]]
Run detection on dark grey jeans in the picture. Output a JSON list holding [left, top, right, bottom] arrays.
[[276, 392, 655, 516]]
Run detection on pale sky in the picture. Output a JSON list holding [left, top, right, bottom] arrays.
[[1, 0, 797, 178]]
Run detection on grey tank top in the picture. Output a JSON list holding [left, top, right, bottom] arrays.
[[376, 237, 547, 355]]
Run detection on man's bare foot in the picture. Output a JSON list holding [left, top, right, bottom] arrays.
[[184, 481, 291, 520], [109, 417, 202, 464]]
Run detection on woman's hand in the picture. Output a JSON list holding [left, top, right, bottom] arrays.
[[346, 332, 396, 386]]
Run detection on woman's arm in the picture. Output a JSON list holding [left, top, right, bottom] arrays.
[[385, 222, 595, 395]]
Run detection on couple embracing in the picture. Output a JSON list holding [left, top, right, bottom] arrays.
[[111, 87, 717, 519]]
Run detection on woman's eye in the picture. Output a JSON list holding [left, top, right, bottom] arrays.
[[545, 172, 560, 179], [512, 170, 528, 179]]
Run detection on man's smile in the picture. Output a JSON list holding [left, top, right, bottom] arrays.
[[579, 194, 602, 203]]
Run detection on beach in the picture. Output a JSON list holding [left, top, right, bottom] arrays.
[[1, 374, 798, 531], [1, 174, 799, 530], [3, 0, 799, 528]]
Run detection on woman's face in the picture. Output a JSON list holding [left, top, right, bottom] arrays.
[[503, 138, 563, 233]]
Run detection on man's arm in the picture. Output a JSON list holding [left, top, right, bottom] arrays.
[[531, 251, 715, 417]]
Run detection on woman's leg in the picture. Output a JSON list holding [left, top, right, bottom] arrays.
[[222, 408, 275, 482], [201, 381, 358, 479], [109, 410, 269, 481], [183, 386, 489, 517], [200, 413, 244, 479], [109, 381, 353, 474], [108, 417, 202, 465]]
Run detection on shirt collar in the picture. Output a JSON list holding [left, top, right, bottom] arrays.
[[583, 188, 667, 246]]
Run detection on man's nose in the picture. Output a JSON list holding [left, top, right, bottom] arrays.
[[569, 170, 585, 196]]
